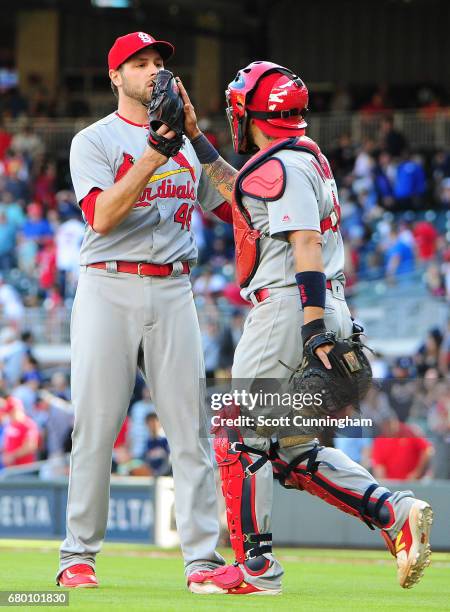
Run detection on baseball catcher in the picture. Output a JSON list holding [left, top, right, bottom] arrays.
[[177, 61, 433, 596]]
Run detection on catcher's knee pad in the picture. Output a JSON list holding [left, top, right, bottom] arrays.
[[214, 426, 272, 571], [270, 443, 394, 530]]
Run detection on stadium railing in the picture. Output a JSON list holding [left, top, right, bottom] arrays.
[[4, 110, 450, 158]]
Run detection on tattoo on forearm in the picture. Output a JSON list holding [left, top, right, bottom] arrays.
[[203, 157, 237, 201]]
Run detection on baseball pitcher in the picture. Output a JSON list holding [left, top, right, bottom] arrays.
[[56, 32, 231, 588]]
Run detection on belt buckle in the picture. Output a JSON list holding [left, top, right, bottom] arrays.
[[330, 210, 338, 226], [244, 465, 254, 478], [171, 261, 184, 277], [137, 263, 144, 277]]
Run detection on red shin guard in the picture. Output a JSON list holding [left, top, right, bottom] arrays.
[[214, 418, 272, 566]]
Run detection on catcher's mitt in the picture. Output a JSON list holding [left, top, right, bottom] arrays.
[[278, 329, 373, 443], [293, 331, 373, 415], [147, 70, 184, 157]]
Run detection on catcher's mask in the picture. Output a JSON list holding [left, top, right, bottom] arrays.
[[225, 61, 309, 154]]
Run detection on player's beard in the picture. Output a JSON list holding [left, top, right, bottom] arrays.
[[121, 75, 152, 106], [246, 127, 259, 153]]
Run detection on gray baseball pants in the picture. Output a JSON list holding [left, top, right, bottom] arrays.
[[229, 284, 415, 590], [59, 266, 223, 577]]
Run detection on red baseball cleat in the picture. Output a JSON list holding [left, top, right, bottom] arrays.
[[382, 499, 433, 589], [188, 564, 281, 595], [57, 564, 98, 588]]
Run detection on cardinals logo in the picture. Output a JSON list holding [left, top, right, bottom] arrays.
[[114, 151, 196, 184], [115, 153, 135, 183]]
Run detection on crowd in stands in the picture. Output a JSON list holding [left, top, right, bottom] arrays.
[[0, 327, 172, 478], [0, 326, 448, 479], [0, 119, 85, 318], [322, 83, 449, 117], [0, 79, 448, 119], [192, 108, 450, 302], [326, 116, 450, 292], [0, 83, 448, 480], [334, 333, 450, 480]]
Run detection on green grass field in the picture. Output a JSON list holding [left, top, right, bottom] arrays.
[[1, 540, 449, 611]]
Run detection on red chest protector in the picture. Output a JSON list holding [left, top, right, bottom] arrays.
[[232, 136, 341, 288]]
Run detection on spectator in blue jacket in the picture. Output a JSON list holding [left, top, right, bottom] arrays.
[[394, 152, 426, 209], [142, 413, 170, 476], [373, 152, 395, 209], [385, 226, 416, 280], [21, 202, 53, 245]]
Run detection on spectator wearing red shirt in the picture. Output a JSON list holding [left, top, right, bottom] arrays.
[[112, 416, 131, 474], [413, 221, 439, 261], [371, 417, 433, 480], [33, 160, 57, 209], [0, 119, 12, 160], [114, 416, 129, 449], [360, 92, 389, 116], [0, 396, 39, 467], [36, 238, 57, 291]]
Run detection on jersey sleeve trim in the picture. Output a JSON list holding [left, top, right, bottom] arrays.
[[269, 223, 322, 241], [81, 188, 102, 228], [212, 201, 233, 224]]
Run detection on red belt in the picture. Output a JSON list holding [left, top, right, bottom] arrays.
[[87, 261, 190, 277], [253, 280, 333, 304], [253, 288, 271, 303]]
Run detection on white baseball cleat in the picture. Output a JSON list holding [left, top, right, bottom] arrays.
[[382, 499, 433, 589], [188, 565, 281, 595]]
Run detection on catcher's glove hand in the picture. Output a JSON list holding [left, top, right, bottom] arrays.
[[147, 70, 184, 157], [293, 330, 373, 416]]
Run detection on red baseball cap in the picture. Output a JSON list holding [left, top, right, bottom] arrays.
[[108, 32, 174, 71]]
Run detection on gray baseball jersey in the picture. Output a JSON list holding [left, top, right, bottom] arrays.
[[241, 148, 345, 300], [70, 112, 223, 264]]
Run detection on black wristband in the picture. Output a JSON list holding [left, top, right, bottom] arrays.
[[301, 318, 327, 345], [295, 271, 326, 309], [190, 133, 220, 164]]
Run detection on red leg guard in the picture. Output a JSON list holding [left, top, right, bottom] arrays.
[[213, 417, 272, 566], [270, 445, 395, 530]]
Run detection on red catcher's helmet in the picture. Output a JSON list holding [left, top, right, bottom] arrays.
[[225, 61, 309, 153]]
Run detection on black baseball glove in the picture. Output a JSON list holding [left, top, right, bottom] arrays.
[[278, 325, 373, 443], [147, 70, 184, 157], [293, 329, 373, 416]]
